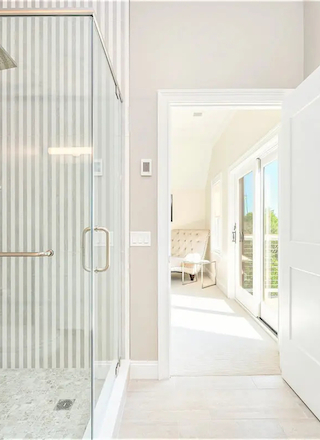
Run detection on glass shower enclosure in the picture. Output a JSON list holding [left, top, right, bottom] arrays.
[[0, 11, 123, 439]]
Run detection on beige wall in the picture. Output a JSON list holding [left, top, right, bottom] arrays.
[[171, 190, 206, 230], [130, 1, 304, 361], [205, 110, 281, 294], [304, 1, 320, 78]]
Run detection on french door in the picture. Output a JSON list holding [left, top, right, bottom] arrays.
[[235, 161, 259, 316], [260, 152, 279, 332], [234, 144, 279, 332]]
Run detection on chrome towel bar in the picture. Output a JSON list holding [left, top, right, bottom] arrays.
[[0, 249, 54, 257]]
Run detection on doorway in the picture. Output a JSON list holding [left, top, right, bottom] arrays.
[[167, 101, 282, 377]]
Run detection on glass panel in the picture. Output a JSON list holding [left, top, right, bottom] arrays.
[[263, 160, 279, 310], [211, 180, 222, 253], [239, 172, 254, 294], [0, 16, 92, 439], [92, 23, 122, 436]]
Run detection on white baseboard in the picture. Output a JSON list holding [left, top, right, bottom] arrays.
[[204, 268, 227, 297], [204, 267, 216, 283], [130, 361, 159, 379], [217, 279, 227, 296]]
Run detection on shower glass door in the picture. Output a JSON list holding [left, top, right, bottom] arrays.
[[0, 15, 93, 439], [92, 21, 122, 437], [0, 13, 123, 440]]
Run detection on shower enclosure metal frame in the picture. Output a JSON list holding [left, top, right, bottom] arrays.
[[0, 8, 125, 439]]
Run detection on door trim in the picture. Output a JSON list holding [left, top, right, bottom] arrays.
[[158, 89, 292, 380]]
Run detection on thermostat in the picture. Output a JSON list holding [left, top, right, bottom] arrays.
[[141, 159, 152, 176]]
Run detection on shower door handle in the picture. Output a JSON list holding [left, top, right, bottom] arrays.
[[81, 227, 91, 272], [0, 249, 54, 257], [94, 227, 110, 273], [81, 226, 110, 272]]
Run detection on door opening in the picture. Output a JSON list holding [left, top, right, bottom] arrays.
[[168, 104, 281, 377]]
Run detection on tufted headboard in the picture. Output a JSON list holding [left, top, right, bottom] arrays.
[[171, 229, 210, 259]]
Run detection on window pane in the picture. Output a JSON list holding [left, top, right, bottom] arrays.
[[211, 180, 222, 252], [263, 160, 279, 307], [239, 172, 254, 294]]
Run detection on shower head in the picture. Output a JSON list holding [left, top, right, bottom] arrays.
[[0, 45, 17, 71]]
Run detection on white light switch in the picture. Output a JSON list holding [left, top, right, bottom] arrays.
[[130, 231, 151, 246]]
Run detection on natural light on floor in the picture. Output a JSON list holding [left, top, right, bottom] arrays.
[[171, 293, 235, 313], [171, 293, 263, 340]]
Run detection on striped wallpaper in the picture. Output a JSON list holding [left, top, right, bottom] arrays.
[[0, 2, 126, 369]]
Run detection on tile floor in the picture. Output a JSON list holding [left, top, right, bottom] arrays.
[[120, 376, 320, 438], [119, 278, 320, 439], [0, 369, 91, 439], [171, 276, 280, 376]]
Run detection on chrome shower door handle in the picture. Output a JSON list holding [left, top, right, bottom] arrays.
[[94, 227, 110, 273], [81, 227, 110, 273], [81, 227, 91, 272]]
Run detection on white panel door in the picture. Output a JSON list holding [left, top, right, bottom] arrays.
[[280, 67, 320, 419]]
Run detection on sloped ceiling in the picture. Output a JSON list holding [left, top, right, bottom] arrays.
[[171, 106, 234, 190]]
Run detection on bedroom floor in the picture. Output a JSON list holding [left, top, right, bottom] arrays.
[[170, 275, 280, 376]]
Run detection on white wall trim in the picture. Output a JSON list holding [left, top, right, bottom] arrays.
[[158, 89, 292, 380], [130, 361, 159, 380]]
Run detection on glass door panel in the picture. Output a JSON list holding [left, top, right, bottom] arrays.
[[0, 15, 92, 439], [92, 22, 122, 437], [239, 172, 254, 294], [261, 158, 279, 332], [235, 166, 259, 316]]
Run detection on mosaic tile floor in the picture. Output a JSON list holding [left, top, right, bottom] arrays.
[[0, 369, 91, 439]]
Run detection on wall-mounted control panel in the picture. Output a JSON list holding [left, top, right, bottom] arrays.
[[130, 231, 151, 246], [141, 159, 152, 176]]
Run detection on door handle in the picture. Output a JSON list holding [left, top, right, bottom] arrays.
[[232, 223, 237, 243], [94, 227, 110, 272], [0, 249, 54, 257], [81, 227, 91, 272], [81, 226, 110, 273]]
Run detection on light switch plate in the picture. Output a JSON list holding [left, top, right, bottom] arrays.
[[130, 231, 151, 246]]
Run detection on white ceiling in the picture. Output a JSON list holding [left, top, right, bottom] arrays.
[[171, 106, 234, 190]]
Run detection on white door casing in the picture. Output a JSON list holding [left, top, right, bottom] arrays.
[[158, 90, 290, 379], [280, 67, 320, 419]]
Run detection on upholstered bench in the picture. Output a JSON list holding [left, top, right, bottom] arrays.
[[171, 229, 210, 280]]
